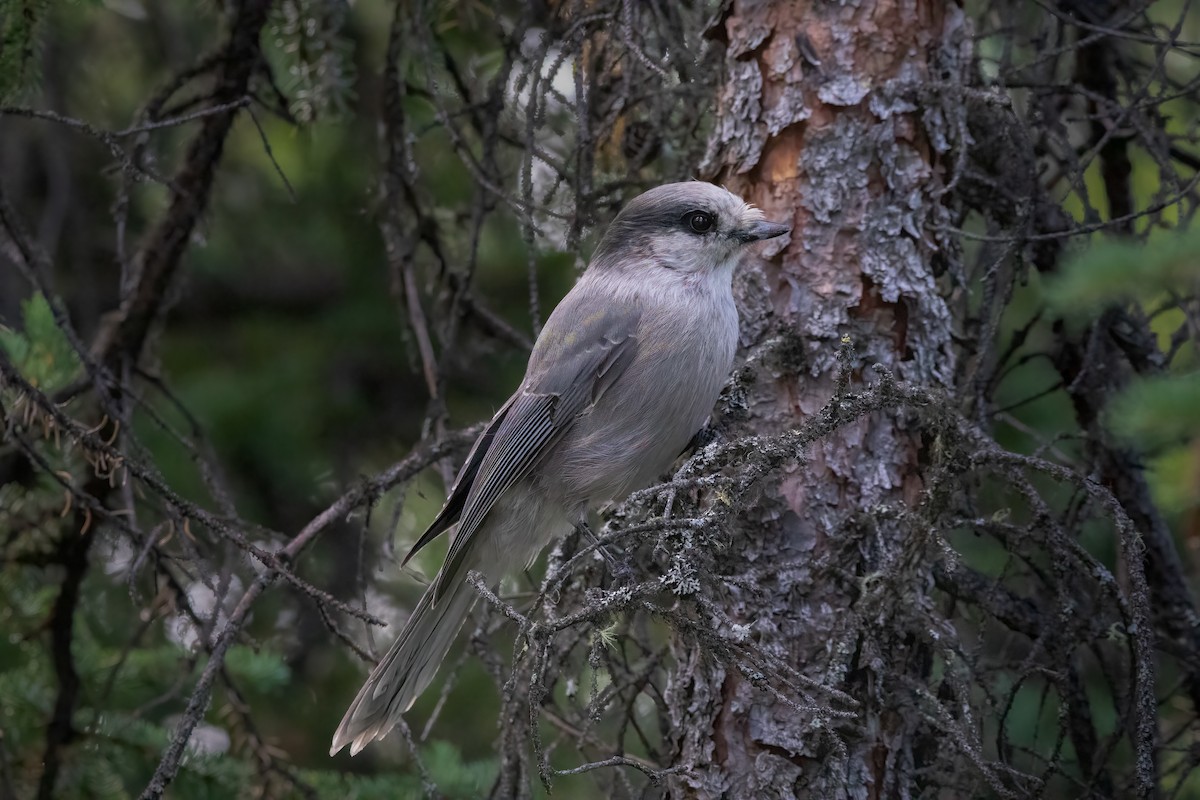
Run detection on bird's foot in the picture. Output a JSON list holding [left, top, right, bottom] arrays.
[[575, 521, 635, 584]]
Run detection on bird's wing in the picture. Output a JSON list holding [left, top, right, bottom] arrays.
[[401, 394, 518, 567], [430, 302, 641, 601]]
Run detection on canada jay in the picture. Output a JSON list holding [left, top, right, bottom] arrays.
[[331, 181, 788, 756]]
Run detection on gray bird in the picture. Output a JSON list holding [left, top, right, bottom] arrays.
[[330, 181, 788, 756]]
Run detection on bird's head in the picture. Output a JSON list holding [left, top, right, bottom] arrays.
[[591, 182, 789, 276]]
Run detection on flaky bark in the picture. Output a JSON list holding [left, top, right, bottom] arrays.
[[667, 2, 967, 796]]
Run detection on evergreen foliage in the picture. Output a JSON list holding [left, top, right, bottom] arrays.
[[0, 0, 50, 101]]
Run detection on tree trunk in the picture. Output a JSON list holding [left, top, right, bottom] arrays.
[[668, 2, 967, 796]]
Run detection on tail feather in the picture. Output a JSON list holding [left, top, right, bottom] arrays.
[[330, 576, 476, 756]]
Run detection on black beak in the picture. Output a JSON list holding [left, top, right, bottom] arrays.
[[734, 220, 790, 243]]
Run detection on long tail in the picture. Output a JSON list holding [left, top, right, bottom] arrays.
[[330, 575, 476, 756]]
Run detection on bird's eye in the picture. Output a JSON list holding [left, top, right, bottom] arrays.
[[686, 211, 715, 234]]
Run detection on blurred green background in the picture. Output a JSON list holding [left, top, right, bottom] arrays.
[[0, 1, 573, 796]]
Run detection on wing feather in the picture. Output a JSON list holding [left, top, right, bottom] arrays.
[[432, 329, 638, 601], [401, 395, 517, 566], [448, 394, 557, 561]]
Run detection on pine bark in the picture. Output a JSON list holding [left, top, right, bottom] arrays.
[[667, 2, 968, 796]]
